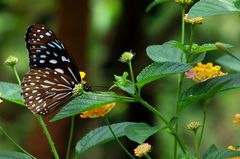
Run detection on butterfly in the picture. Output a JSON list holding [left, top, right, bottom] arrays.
[[21, 23, 89, 116]]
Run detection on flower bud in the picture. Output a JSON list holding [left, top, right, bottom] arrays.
[[73, 83, 84, 97], [175, 0, 192, 5], [184, 14, 203, 25], [134, 143, 152, 158], [187, 121, 201, 134], [4, 56, 18, 67], [119, 51, 134, 63]]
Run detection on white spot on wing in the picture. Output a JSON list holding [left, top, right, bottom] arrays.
[[45, 32, 51, 36], [40, 60, 45, 63], [55, 68, 64, 74], [61, 56, 70, 62], [44, 80, 55, 85], [49, 59, 57, 64]]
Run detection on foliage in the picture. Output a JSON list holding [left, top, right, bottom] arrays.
[[0, 0, 240, 159]]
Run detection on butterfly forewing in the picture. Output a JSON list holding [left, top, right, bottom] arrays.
[[25, 23, 81, 83], [22, 68, 76, 115]]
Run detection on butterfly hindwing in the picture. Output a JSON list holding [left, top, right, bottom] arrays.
[[21, 68, 76, 115], [25, 23, 81, 83]]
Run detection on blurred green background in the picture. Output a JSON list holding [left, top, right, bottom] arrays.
[[0, 0, 239, 159]]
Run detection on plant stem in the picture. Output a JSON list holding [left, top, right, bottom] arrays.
[[0, 126, 37, 159], [194, 132, 199, 159], [36, 115, 60, 159], [187, 24, 195, 62], [104, 117, 135, 159], [12, 66, 21, 85], [128, 61, 138, 96], [137, 97, 186, 154], [181, 5, 186, 44], [197, 110, 206, 149], [66, 116, 75, 159], [145, 154, 152, 159]]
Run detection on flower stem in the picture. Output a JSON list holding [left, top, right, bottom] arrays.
[[187, 24, 195, 62], [104, 116, 135, 159], [12, 65, 21, 85], [136, 97, 186, 154], [35, 115, 60, 159], [181, 5, 186, 44], [0, 126, 37, 159], [197, 110, 206, 149], [194, 132, 199, 159], [66, 116, 75, 159], [145, 154, 152, 159]]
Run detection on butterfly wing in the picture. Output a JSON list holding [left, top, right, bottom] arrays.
[[25, 23, 81, 83], [21, 68, 76, 115]]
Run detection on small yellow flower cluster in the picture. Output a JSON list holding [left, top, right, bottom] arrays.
[[80, 71, 87, 84], [0, 99, 3, 104], [184, 14, 203, 25], [187, 121, 201, 130], [233, 114, 240, 124], [80, 102, 116, 118], [134, 143, 152, 158], [4, 56, 18, 67], [227, 145, 240, 159], [175, 0, 192, 4], [185, 62, 227, 82]]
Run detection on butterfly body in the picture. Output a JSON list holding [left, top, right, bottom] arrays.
[[21, 23, 85, 115]]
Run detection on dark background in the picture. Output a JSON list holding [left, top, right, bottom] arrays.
[[0, 0, 240, 158]]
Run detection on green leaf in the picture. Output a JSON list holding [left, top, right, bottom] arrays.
[[125, 123, 161, 144], [204, 149, 240, 159], [216, 54, 240, 71], [136, 62, 191, 88], [0, 151, 31, 159], [203, 144, 218, 159], [0, 82, 24, 106], [192, 43, 232, 54], [51, 92, 135, 121], [233, 0, 240, 9], [76, 122, 136, 154], [146, 41, 185, 63], [188, 0, 240, 18], [190, 53, 206, 65], [146, 0, 169, 12], [179, 74, 240, 110]]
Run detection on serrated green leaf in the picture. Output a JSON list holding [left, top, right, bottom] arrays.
[[0, 151, 31, 159], [233, 0, 240, 9], [146, 41, 185, 63], [125, 123, 161, 144], [146, 0, 169, 12], [76, 122, 136, 154], [136, 62, 191, 88], [0, 82, 24, 106], [203, 144, 218, 159], [51, 92, 135, 121], [179, 74, 240, 110], [188, 0, 240, 18], [205, 149, 240, 159]]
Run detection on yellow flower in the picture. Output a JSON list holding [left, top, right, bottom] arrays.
[[79, 71, 87, 84], [184, 14, 203, 25], [80, 102, 116, 118], [0, 99, 3, 104], [185, 62, 227, 82], [233, 114, 240, 124], [4, 56, 18, 67], [227, 145, 240, 159], [134, 143, 152, 158], [175, 0, 192, 4]]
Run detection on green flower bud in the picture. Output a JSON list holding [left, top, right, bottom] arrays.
[[119, 51, 134, 63], [4, 56, 18, 67]]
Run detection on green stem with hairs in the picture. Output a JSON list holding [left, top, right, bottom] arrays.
[[0, 126, 37, 159], [145, 154, 152, 159], [36, 116, 60, 159], [66, 116, 75, 159], [104, 116, 135, 159]]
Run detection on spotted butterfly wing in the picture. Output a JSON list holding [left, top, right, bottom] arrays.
[[22, 23, 82, 115]]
